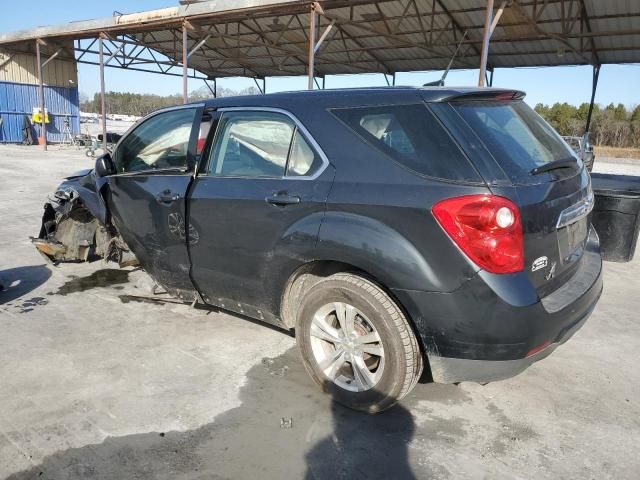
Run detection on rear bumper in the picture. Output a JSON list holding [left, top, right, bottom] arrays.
[[393, 227, 603, 384], [426, 297, 597, 383]]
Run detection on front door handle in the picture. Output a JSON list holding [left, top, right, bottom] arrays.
[[156, 190, 181, 204], [265, 194, 301, 206]]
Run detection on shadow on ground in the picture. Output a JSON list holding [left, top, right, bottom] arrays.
[[0, 265, 51, 305], [6, 347, 460, 479]]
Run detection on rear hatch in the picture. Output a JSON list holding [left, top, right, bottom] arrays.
[[448, 97, 593, 296]]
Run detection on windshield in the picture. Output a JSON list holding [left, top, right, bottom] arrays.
[[453, 100, 578, 182]]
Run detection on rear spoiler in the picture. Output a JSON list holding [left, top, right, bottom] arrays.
[[423, 89, 526, 103]]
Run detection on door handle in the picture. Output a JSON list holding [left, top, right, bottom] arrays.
[[156, 190, 181, 204], [265, 194, 301, 206]]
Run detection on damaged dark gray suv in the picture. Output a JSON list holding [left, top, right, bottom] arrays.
[[35, 87, 603, 413]]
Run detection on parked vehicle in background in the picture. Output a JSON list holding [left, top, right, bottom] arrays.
[[34, 87, 603, 413], [563, 133, 595, 172]]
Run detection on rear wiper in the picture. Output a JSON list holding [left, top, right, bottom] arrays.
[[530, 159, 578, 176]]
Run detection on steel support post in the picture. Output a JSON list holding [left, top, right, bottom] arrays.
[[478, 0, 494, 87], [182, 24, 189, 103], [585, 65, 600, 133], [35, 40, 47, 150], [307, 3, 318, 90], [98, 36, 107, 153]]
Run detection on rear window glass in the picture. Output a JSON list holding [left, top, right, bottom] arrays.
[[453, 100, 576, 181], [331, 104, 481, 182]]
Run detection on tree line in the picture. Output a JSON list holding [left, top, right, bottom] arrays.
[[81, 88, 639, 149], [80, 85, 260, 118], [535, 102, 640, 148]]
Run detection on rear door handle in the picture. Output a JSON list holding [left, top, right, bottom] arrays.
[[156, 190, 181, 204], [265, 194, 301, 206]]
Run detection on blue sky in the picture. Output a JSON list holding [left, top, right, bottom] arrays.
[[1, 0, 638, 108]]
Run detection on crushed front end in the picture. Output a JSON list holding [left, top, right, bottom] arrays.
[[32, 171, 136, 266]]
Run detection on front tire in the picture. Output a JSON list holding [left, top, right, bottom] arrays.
[[296, 273, 422, 413]]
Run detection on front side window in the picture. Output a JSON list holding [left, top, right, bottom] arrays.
[[332, 104, 480, 182], [114, 108, 196, 174]]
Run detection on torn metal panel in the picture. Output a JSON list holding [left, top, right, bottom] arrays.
[[33, 173, 136, 266]]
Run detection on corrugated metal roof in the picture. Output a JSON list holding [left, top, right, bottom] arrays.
[[0, 0, 638, 80]]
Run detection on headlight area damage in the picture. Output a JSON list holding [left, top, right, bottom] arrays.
[[31, 171, 137, 267]]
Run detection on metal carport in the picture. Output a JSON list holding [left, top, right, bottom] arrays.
[[0, 0, 638, 150]]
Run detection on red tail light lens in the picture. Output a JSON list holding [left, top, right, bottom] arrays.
[[432, 195, 524, 274]]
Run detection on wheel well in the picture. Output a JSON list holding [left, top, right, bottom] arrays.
[[280, 260, 430, 377], [280, 261, 355, 329]]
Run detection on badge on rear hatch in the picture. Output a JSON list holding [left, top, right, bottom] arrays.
[[532, 256, 548, 272]]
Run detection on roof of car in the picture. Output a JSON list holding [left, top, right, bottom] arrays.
[[200, 86, 526, 109]]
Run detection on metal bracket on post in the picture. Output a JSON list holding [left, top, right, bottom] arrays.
[[104, 43, 126, 66], [187, 34, 211, 59], [41, 48, 63, 69], [490, 1, 509, 35], [204, 78, 216, 97], [253, 77, 265, 95], [314, 19, 335, 55]]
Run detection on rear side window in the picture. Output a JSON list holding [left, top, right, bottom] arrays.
[[287, 130, 323, 176], [453, 100, 576, 182], [331, 104, 480, 182], [209, 111, 293, 177], [207, 110, 324, 178]]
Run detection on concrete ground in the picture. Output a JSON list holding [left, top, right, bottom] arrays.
[[0, 144, 639, 480]]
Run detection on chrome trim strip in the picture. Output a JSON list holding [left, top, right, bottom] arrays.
[[212, 106, 331, 181]]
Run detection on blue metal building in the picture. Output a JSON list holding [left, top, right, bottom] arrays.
[[0, 52, 79, 144]]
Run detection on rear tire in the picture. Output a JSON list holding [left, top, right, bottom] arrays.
[[295, 273, 422, 413]]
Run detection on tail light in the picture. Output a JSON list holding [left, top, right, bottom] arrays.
[[432, 195, 524, 274]]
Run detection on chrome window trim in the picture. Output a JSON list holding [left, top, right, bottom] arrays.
[[205, 106, 331, 181]]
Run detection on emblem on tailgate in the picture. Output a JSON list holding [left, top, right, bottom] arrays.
[[532, 256, 548, 272]]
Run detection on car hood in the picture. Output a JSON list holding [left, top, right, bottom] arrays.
[[65, 168, 94, 180]]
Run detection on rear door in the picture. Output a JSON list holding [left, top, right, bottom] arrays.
[[105, 105, 202, 299], [438, 99, 593, 295], [188, 107, 334, 321]]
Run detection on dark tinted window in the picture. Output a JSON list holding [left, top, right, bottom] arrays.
[[453, 100, 577, 181], [115, 108, 196, 173], [332, 103, 480, 181]]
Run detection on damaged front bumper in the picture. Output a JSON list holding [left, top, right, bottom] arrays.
[[33, 180, 135, 266]]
